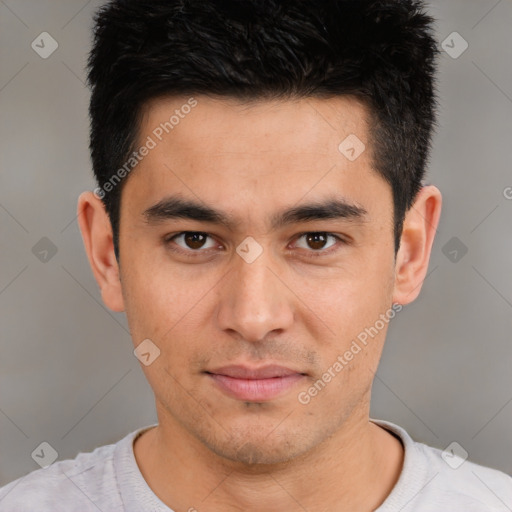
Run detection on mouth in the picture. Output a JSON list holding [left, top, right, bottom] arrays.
[[204, 364, 307, 402]]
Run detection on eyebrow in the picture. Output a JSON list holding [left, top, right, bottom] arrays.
[[142, 194, 368, 231]]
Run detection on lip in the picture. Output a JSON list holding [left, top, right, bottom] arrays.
[[205, 365, 306, 402], [207, 364, 303, 379]]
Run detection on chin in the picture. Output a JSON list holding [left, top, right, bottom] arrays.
[[202, 427, 313, 467]]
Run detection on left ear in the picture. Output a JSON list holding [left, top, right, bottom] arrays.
[[392, 185, 442, 305]]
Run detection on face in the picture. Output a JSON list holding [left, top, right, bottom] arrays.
[[112, 95, 398, 464], [80, 94, 441, 468]]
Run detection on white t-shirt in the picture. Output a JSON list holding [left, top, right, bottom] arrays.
[[0, 419, 511, 511]]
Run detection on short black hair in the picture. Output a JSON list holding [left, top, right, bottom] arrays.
[[87, 0, 440, 262]]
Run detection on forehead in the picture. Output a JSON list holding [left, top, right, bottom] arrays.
[[122, 94, 391, 230], [139, 94, 369, 156]]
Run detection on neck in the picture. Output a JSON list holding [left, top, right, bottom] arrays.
[[134, 406, 404, 512]]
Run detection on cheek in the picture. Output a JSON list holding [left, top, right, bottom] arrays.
[[120, 261, 172, 349], [296, 263, 394, 390], [122, 266, 204, 396], [300, 265, 393, 334], [121, 249, 186, 325], [121, 257, 213, 371]]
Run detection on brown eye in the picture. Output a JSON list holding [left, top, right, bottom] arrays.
[[183, 232, 208, 249], [168, 232, 217, 251], [295, 232, 339, 252], [306, 233, 328, 250]]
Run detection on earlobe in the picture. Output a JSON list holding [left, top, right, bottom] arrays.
[[392, 186, 442, 306], [77, 191, 125, 312]]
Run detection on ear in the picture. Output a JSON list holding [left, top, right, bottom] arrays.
[[392, 185, 442, 305], [77, 191, 125, 312]]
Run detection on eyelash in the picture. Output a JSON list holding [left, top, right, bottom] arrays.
[[163, 231, 347, 259]]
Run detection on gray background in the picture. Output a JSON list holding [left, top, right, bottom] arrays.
[[1, 0, 511, 487]]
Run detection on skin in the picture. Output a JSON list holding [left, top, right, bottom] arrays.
[[77, 95, 442, 512]]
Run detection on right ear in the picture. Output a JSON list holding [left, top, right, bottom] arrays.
[[77, 191, 125, 312]]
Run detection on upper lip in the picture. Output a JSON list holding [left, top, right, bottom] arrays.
[[206, 364, 304, 379]]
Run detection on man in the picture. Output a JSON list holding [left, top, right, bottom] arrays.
[[1, 0, 511, 510]]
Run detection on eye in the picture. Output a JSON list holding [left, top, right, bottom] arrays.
[[165, 231, 218, 252], [292, 232, 344, 256], [164, 230, 346, 259]]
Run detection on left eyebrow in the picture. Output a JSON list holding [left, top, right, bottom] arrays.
[[142, 194, 369, 231], [270, 198, 368, 230]]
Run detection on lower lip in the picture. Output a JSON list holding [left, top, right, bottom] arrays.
[[207, 373, 305, 401]]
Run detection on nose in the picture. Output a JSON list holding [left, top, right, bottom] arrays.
[[215, 246, 294, 343]]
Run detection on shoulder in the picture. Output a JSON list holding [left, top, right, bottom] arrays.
[[0, 440, 122, 512], [373, 419, 512, 511], [418, 441, 512, 510]]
